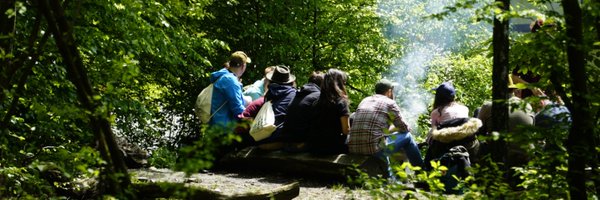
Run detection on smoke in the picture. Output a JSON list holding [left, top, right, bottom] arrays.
[[377, 0, 487, 134]]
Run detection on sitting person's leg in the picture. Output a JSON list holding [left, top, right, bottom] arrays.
[[374, 150, 394, 179], [386, 132, 424, 167]]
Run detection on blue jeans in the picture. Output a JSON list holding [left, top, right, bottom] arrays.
[[375, 132, 423, 178]]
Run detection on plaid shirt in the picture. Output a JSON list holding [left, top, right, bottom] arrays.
[[348, 94, 409, 154]]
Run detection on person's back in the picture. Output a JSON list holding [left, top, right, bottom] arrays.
[[478, 97, 534, 134], [237, 65, 297, 149], [425, 82, 480, 168], [262, 66, 297, 136], [307, 69, 350, 154], [476, 78, 535, 171], [348, 79, 423, 179], [348, 94, 407, 154], [425, 117, 482, 169], [535, 102, 570, 129], [210, 51, 251, 128], [431, 102, 469, 127], [281, 72, 323, 145]]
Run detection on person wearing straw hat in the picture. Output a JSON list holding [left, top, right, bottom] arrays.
[[477, 75, 534, 136], [476, 75, 534, 187]]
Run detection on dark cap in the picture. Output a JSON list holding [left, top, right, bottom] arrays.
[[435, 82, 456, 98], [375, 79, 397, 94]]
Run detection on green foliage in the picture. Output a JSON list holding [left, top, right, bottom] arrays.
[[1, 0, 223, 197], [1, 0, 599, 198], [0, 167, 54, 199], [200, 0, 398, 108], [174, 124, 242, 174], [148, 147, 178, 169], [71, 0, 227, 148], [414, 161, 448, 195], [426, 54, 493, 112], [461, 158, 512, 199]]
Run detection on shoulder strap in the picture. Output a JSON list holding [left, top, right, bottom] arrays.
[[209, 102, 228, 120]]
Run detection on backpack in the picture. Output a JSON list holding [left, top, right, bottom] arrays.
[[437, 145, 471, 194], [195, 76, 227, 124], [249, 101, 277, 141]]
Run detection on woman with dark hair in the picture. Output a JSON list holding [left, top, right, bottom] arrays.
[[430, 82, 469, 128], [424, 82, 481, 173], [306, 69, 351, 154]]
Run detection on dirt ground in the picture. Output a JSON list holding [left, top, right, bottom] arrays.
[[132, 167, 378, 199]]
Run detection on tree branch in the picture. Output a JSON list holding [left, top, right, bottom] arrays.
[[1, 31, 49, 127], [346, 83, 368, 96]]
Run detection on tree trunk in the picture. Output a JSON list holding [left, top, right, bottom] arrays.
[[490, 0, 510, 163], [561, 0, 593, 199], [39, 0, 132, 198]]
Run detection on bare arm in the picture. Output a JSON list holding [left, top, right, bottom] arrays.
[[340, 115, 350, 135], [511, 74, 546, 97]]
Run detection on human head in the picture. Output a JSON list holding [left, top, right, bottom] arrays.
[[320, 68, 348, 104], [433, 82, 456, 109], [229, 51, 251, 68], [266, 65, 296, 85], [228, 51, 251, 78], [375, 79, 396, 95], [264, 66, 275, 76], [530, 19, 544, 33], [508, 74, 522, 98], [308, 71, 324, 86]]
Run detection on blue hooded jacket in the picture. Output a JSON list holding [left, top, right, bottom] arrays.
[[209, 68, 245, 128]]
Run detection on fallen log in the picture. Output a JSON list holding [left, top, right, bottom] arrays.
[[219, 147, 391, 180]]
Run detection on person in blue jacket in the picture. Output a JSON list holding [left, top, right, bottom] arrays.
[[209, 51, 251, 129]]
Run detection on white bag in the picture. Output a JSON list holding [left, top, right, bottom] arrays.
[[195, 83, 215, 124], [249, 101, 277, 141], [195, 76, 226, 124]]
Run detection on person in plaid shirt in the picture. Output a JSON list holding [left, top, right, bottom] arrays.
[[348, 79, 423, 176]]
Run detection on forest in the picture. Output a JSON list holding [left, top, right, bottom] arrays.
[[0, 0, 599, 199]]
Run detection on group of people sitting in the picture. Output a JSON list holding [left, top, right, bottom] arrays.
[[202, 51, 571, 182]]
